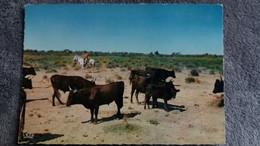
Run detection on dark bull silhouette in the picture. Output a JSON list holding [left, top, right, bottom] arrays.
[[213, 76, 224, 107], [146, 67, 176, 81], [66, 81, 124, 123], [50, 75, 96, 106], [22, 67, 36, 77], [129, 69, 149, 82], [144, 82, 180, 112], [130, 75, 166, 104], [213, 77, 224, 93], [18, 67, 35, 141]]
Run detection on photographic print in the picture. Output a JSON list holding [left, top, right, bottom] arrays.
[[19, 4, 224, 144]]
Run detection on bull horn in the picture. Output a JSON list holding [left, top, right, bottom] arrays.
[[29, 75, 35, 79], [68, 86, 72, 91], [24, 75, 31, 79]]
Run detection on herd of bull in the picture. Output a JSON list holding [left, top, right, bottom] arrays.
[[19, 66, 224, 141], [51, 67, 180, 123]]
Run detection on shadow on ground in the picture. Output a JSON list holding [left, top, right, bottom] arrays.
[[148, 101, 186, 112], [81, 111, 141, 124], [19, 133, 64, 144], [26, 98, 48, 103]]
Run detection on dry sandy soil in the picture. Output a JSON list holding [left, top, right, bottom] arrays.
[[21, 66, 225, 144]]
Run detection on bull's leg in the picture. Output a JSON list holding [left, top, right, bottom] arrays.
[[52, 89, 64, 106], [130, 87, 135, 103], [153, 97, 158, 108], [90, 108, 94, 123], [144, 95, 150, 109], [152, 97, 156, 108], [116, 104, 121, 119], [135, 91, 140, 104], [164, 99, 169, 112], [55, 90, 64, 105], [52, 89, 56, 106], [94, 107, 99, 124]]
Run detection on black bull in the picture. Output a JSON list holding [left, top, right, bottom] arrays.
[[50, 75, 95, 106], [146, 67, 176, 81], [66, 81, 124, 123], [144, 82, 180, 111]]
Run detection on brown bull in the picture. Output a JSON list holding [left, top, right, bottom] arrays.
[[66, 81, 124, 123], [50, 74, 95, 106]]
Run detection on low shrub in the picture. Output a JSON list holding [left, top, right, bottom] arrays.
[[190, 69, 199, 76], [185, 77, 195, 83], [149, 119, 159, 126], [105, 78, 114, 84], [85, 73, 92, 79], [114, 74, 122, 80], [103, 123, 142, 134]]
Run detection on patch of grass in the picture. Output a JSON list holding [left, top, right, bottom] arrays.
[[85, 73, 92, 79], [120, 68, 126, 72], [105, 78, 114, 84], [128, 106, 133, 110], [114, 74, 122, 80], [74, 66, 80, 71], [103, 123, 142, 134], [209, 69, 215, 75], [185, 77, 195, 83], [99, 68, 107, 72], [149, 119, 159, 126]]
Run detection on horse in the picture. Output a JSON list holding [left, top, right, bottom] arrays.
[[87, 59, 95, 67], [73, 55, 95, 69], [73, 55, 85, 69]]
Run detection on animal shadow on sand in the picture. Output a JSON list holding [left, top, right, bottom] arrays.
[[81, 111, 141, 124], [151, 101, 186, 112], [26, 98, 48, 103], [19, 133, 64, 144]]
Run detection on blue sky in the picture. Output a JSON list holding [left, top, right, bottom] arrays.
[[24, 4, 223, 55]]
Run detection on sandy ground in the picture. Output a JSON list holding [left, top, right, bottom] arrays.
[[21, 66, 225, 144]]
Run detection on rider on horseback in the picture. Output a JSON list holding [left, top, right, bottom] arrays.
[[83, 51, 88, 66]]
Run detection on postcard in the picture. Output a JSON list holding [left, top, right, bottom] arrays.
[[19, 4, 224, 144]]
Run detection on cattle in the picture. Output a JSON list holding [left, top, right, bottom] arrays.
[[66, 81, 124, 123], [213, 76, 224, 93], [21, 77, 32, 89], [18, 73, 33, 141], [146, 67, 176, 81], [129, 69, 149, 83], [144, 82, 180, 112], [130, 75, 168, 104], [50, 75, 96, 106], [22, 67, 36, 77], [213, 76, 224, 107]]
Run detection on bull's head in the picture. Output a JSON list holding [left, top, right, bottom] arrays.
[[171, 69, 176, 78], [66, 86, 77, 106], [172, 88, 180, 99]]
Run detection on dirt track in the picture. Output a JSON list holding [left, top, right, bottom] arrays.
[[21, 67, 225, 144]]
